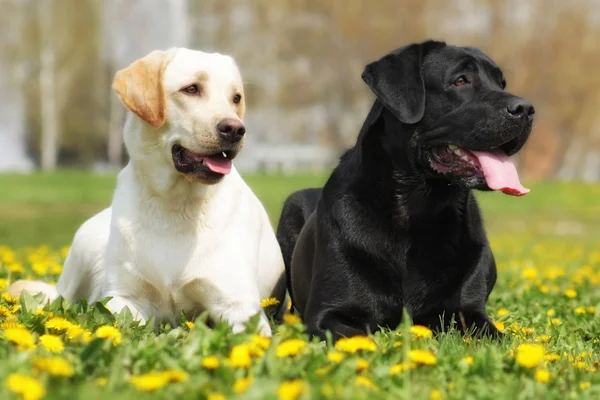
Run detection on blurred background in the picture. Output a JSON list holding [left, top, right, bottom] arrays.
[[1, 0, 599, 247]]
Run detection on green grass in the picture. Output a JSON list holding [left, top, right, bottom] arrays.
[[0, 172, 599, 400]]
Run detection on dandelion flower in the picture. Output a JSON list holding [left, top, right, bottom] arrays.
[[408, 349, 437, 365], [0, 278, 7, 291], [356, 358, 370, 372], [201, 356, 220, 370], [461, 356, 473, 366], [546, 309, 555, 317], [129, 373, 170, 391], [261, 297, 280, 308], [545, 353, 561, 362], [95, 378, 108, 387], [574, 307, 587, 314], [39, 334, 64, 354], [564, 289, 577, 298], [580, 382, 591, 390], [515, 344, 545, 368], [3, 327, 35, 351], [233, 376, 253, 394], [493, 321, 505, 332], [429, 389, 444, 400], [334, 336, 377, 353], [354, 376, 376, 389], [327, 351, 344, 363], [46, 317, 73, 331], [535, 335, 551, 343], [251, 334, 271, 352], [276, 339, 307, 358], [548, 318, 562, 326], [410, 325, 433, 338], [95, 325, 122, 345], [0, 320, 25, 330], [33, 357, 74, 377], [389, 362, 416, 375], [534, 369, 550, 383], [229, 344, 252, 367], [207, 393, 226, 400], [283, 313, 301, 324], [185, 321, 195, 329], [5, 374, 46, 400], [497, 308, 510, 316], [0, 305, 12, 318], [2, 292, 19, 304], [278, 380, 305, 400]]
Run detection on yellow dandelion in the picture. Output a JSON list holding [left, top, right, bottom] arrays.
[[283, 313, 301, 324], [251, 334, 271, 353], [95, 325, 122, 345], [233, 376, 253, 394], [32, 263, 49, 276], [580, 382, 591, 390], [229, 344, 252, 367], [334, 336, 377, 353], [8, 263, 24, 273], [129, 373, 170, 391], [515, 344, 545, 368], [185, 321, 195, 329], [408, 349, 437, 365], [2, 292, 19, 304], [95, 378, 108, 387], [410, 325, 433, 338], [162, 370, 188, 383], [201, 356, 220, 370], [276, 339, 307, 358], [389, 362, 416, 375], [534, 369, 550, 383], [448, 383, 455, 391], [535, 335, 551, 343], [0, 304, 12, 318], [5, 374, 46, 400], [66, 325, 92, 343], [46, 317, 73, 331], [3, 327, 35, 351], [545, 353, 561, 362], [538, 285, 549, 293], [587, 306, 595, 314], [207, 393, 226, 400], [356, 358, 370, 372], [564, 289, 577, 298], [278, 380, 305, 400], [33, 357, 74, 377], [574, 307, 587, 314], [315, 366, 332, 376], [548, 318, 562, 326], [261, 297, 280, 308], [355, 376, 376, 389], [521, 267, 537, 280], [546, 309, 555, 317], [0, 320, 25, 330], [327, 351, 345, 363], [39, 334, 65, 354], [429, 389, 444, 400], [497, 308, 510, 316], [493, 321, 505, 332], [462, 356, 473, 366]]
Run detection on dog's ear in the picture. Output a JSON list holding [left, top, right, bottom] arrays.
[[112, 50, 173, 129], [361, 44, 425, 125]]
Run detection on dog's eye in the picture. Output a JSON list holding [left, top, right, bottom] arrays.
[[501, 79, 507, 89], [452, 76, 469, 87], [233, 94, 242, 104], [181, 84, 201, 95]]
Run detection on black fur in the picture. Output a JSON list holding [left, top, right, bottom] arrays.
[[277, 41, 534, 341]]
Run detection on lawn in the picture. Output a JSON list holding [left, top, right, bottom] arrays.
[[0, 172, 599, 400]]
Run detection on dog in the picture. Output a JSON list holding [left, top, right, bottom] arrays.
[[276, 40, 534, 341], [9, 48, 286, 336]]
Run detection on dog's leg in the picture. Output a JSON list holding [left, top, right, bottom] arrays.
[[209, 300, 272, 337], [106, 296, 147, 324]]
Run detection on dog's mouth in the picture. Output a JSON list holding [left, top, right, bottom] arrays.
[[427, 139, 529, 196], [171, 144, 237, 180]]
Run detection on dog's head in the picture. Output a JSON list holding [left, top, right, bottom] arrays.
[[362, 41, 534, 195], [113, 48, 246, 184]]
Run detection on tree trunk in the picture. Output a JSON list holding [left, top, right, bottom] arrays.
[[39, 0, 59, 171]]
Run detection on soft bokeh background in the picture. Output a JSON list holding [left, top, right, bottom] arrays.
[[1, 0, 599, 246]]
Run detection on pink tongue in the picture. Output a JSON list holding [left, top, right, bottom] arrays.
[[470, 150, 529, 196], [203, 157, 232, 175]]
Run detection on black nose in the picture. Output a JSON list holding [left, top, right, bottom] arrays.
[[216, 118, 246, 143], [506, 99, 535, 119]]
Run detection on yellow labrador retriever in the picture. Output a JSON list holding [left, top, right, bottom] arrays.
[[9, 48, 285, 336]]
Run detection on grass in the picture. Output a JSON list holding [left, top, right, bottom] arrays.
[[0, 171, 599, 400]]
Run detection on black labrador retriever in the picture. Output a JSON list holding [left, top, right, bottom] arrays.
[[276, 40, 534, 341]]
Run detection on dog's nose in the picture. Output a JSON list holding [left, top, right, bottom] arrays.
[[506, 99, 535, 119], [217, 118, 246, 143]]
